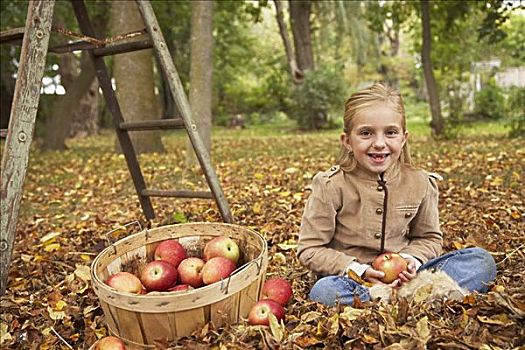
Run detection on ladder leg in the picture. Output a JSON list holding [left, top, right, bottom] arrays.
[[0, 0, 56, 295], [71, 0, 155, 220], [136, 0, 234, 223]]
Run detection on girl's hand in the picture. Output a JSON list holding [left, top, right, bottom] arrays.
[[397, 258, 417, 285], [363, 267, 401, 288]]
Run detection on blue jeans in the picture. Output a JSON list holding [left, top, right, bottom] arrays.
[[309, 247, 496, 306]]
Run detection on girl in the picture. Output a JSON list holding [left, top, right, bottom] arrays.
[[297, 83, 496, 306]]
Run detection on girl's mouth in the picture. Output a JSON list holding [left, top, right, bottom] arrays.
[[368, 153, 389, 163]]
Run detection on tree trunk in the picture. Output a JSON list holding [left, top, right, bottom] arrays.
[[420, 0, 444, 136], [43, 11, 107, 150], [186, 0, 214, 166], [43, 52, 96, 150], [274, 0, 303, 84], [111, 0, 164, 154], [70, 79, 100, 137], [289, 0, 314, 72]]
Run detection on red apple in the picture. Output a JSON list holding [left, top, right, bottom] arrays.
[[95, 335, 126, 350], [140, 260, 178, 291], [203, 236, 240, 264], [372, 252, 408, 283], [201, 256, 236, 285], [262, 277, 293, 306], [168, 284, 194, 293], [248, 299, 286, 326], [177, 257, 205, 288], [106, 272, 143, 294], [154, 239, 187, 268]]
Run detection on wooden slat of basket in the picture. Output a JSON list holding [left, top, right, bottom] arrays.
[[100, 301, 120, 336], [106, 256, 122, 276], [113, 307, 145, 345], [238, 277, 262, 319], [210, 292, 240, 327], [139, 312, 174, 344], [174, 308, 206, 338], [167, 312, 179, 339]]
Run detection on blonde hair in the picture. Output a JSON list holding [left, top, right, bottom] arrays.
[[338, 83, 412, 172]]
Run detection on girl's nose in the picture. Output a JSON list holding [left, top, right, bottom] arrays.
[[372, 134, 386, 149]]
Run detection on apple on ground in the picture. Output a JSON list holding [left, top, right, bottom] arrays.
[[372, 252, 408, 283], [201, 256, 236, 285], [262, 277, 293, 306], [140, 260, 178, 291], [106, 272, 144, 294], [168, 284, 194, 293], [203, 236, 240, 264], [154, 239, 187, 268], [95, 335, 126, 350], [177, 257, 205, 288], [248, 299, 286, 326]]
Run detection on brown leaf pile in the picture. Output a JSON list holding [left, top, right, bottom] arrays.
[[1, 131, 524, 349]]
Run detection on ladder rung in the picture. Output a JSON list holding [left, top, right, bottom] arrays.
[[49, 41, 95, 54], [94, 39, 153, 57], [119, 119, 185, 131], [142, 189, 213, 199], [47, 38, 153, 55], [0, 27, 24, 44]]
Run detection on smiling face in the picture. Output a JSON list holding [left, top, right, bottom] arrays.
[[341, 102, 408, 174]]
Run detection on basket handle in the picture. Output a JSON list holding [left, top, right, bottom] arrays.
[[220, 255, 264, 295], [105, 220, 143, 255]]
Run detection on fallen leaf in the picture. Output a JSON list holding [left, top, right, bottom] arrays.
[[268, 312, 283, 342], [40, 231, 61, 243], [0, 322, 12, 345], [74, 264, 91, 282], [477, 314, 514, 326]]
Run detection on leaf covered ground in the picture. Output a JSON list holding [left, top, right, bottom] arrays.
[[1, 129, 524, 349]]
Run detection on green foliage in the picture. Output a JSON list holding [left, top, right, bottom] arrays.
[[474, 82, 505, 120], [288, 66, 346, 130]]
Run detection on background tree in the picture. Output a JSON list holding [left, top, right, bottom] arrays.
[[420, 0, 444, 136], [186, 0, 214, 165], [110, 0, 164, 154]]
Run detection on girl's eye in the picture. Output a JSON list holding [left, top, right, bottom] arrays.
[[359, 130, 372, 137], [387, 129, 400, 136]]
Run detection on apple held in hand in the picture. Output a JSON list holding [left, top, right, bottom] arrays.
[[140, 260, 178, 291], [201, 256, 236, 285], [106, 272, 144, 294], [262, 277, 293, 306], [177, 257, 205, 288], [203, 236, 240, 264], [154, 239, 187, 268], [248, 299, 286, 326], [95, 335, 126, 350], [372, 252, 408, 283]]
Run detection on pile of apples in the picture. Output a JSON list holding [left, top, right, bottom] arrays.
[[248, 276, 293, 326], [105, 236, 241, 294]]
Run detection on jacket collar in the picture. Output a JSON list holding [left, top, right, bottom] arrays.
[[351, 161, 401, 183]]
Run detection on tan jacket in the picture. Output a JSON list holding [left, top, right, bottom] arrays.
[[297, 163, 443, 277]]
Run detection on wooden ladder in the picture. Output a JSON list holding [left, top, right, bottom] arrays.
[[0, 0, 233, 295]]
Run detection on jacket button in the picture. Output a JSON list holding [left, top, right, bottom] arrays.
[[330, 166, 336, 171], [374, 233, 381, 239], [405, 212, 412, 218], [377, 185, 383, 191], [376, 208, 383, 215]]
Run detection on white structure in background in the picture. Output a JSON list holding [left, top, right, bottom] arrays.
[[495, 66, 525, 88], [468, 59, 525, 111]]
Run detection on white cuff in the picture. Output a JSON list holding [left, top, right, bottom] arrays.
[[344, 261, 370, 277], [399, 253, 422, 271]]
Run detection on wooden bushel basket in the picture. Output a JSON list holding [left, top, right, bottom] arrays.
[[90, 223, 268, 349]]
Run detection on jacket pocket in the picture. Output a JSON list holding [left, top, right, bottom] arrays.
[[395, 204, 420, 235]]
